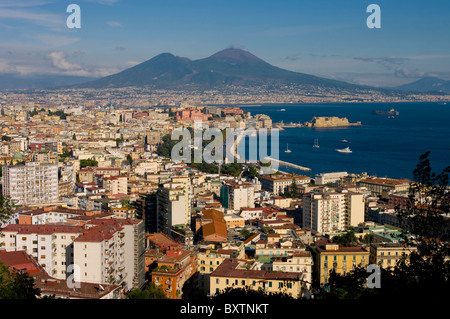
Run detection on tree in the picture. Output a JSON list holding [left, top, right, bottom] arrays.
[[80, 159, 98, 168], [397, 151, 450, 257], [0, 195, 15, 233], [331, 229, 358, 247], [0, 263, 41, 299], [126, 282, 167, 299], [126, 154, 133, 166], [212, 286, 293, 301], [317, 152, 450, 300]]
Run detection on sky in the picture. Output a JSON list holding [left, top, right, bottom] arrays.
[[0, 0, 449, 87]]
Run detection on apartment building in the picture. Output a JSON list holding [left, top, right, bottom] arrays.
[[151, 249, 197, 299], [271, 251, 313, 289], [196, 248, 228, 295], [73, 219, 145, 294], [313, 240, 370, 286], [314, 172, 348, 185], [0, 224, 84, 280], [303, 189, 365, 234], [2, 162, 58, 206], [303, 191, 346, 234], [156, 181, 190, 234], [210, 258, 305, 298], [369, 243, 417, 269], [357, 177, 410, 196], [102, 175, 128, 195], [17, 207, 87, 225], [261, 174, 310, 195], [220, 180, 255, 211]]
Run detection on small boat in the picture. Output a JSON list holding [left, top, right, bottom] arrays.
[[340, 139, 349, 143], [280, 109, 286, 111], [313, 138, 320, 148], [284, 144, 292, 153], [335, 147, 352, 153]]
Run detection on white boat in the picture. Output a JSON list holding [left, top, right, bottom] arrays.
[[313, 138, 320, 148], [280, 109, 286, 111], [284, 144, 292, 153], [340, 139, 349, 143], [335, 147, 352, 153]]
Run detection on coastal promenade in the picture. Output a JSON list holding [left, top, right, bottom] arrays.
[[264, 157, 311, 172]]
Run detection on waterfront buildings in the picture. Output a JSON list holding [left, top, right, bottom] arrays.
[[261, 174, 310, 196]]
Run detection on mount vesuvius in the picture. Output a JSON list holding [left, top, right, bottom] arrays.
[[73, 48, 373, 91]]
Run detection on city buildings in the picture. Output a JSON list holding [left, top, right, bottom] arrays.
[[261, 174, 310, 195], [313, 240, 370, 286], [2, 162, 58, 206], [220, 180, 255, 211], [210, 258, 305, 298]]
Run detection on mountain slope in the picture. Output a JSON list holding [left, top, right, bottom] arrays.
[[0, 74, 97, 90], [395, 76, 450, 94], [74, 48, 371, 90]]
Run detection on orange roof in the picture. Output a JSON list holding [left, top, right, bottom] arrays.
[[202, 219, 227, 241]]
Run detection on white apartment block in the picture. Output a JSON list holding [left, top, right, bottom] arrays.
[[156, 181, 191, 233], [302, 191, 346, 234], [0, 224, 84, 280], [2, 162, 58, 206], [314, 172, 348, 185], [73, 219, 145, 292]]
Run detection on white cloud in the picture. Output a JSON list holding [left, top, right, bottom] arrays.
[[107, 21, 123, 28], [0, 8, 64, 29]]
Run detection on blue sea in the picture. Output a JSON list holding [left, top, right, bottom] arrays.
[[238, 102, 450, 180]]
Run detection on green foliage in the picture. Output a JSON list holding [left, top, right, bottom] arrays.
[[0, 195, 15, 232], [126, 282, 167, 299], [318, 152, 450, 300], [47, 110, 68, 120], [80, 159, 98, 168], [212, 286, 293, 300], [1, 135, 11, 141], [0, 263, 41, 299], [242, 165, 260, 179], [332, 230, 358, 247], [126, 154, 133, 166], [240, 228, 255, 240]]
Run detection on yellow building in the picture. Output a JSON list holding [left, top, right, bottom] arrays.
[[210, 258, 305, 298], [369, 243, 417, 269], [314, 240, 370, 285]]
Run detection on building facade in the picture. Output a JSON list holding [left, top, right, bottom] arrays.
[[2, 162, 58, 206]]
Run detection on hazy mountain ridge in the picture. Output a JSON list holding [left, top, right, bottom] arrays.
[[72, 48, 378, 91]]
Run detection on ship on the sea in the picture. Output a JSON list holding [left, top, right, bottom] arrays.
[[372, 108, 399, 116], [335, 146, 352, 153]]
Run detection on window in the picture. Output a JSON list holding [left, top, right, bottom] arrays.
[[216, 278, 220, 284], [269, 282, 272, 288], [241, 280, 245, 285], [279, 282, 283, 288], [226, 279, 229, 285]]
